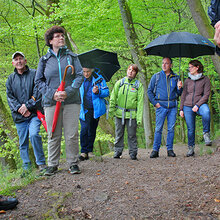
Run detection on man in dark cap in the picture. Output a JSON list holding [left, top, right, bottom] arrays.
[[6, 52, 46, 175]]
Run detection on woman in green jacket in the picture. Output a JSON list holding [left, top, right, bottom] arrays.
[[109, 64, 144, 160]]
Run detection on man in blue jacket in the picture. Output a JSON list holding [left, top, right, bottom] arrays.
[[79, 66, 109, 160], [147, 57, 182, 158], [6, 52, 46, 174]]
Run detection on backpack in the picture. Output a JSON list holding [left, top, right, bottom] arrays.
[[119, 77, 140, 90]]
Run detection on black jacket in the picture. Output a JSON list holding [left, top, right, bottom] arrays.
[[6, 66, 40, 123], [208, 0, 220, 27]]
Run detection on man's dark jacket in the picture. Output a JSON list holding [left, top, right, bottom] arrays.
[[6, 66, 39, 123]]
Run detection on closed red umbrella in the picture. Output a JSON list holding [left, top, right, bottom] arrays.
[[51, 65, 74, 137], [37, 110, 47, 132]]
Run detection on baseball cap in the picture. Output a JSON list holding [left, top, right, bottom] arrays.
[[12, 51, 25, 60]]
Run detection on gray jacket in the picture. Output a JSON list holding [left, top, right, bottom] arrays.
[[35, 47, 83, 107]]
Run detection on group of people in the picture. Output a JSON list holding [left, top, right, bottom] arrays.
[[2, 0, 220, 212], [5, 24, 213, 177]]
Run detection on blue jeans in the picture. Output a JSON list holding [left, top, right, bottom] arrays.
[[15, 116, 45, 169], [183, 104, 210, 146], [80, 109, 99, 153], [153, 106, 177, 151]]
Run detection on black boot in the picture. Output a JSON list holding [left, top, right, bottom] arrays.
[[167, 150, 176, 157], [150, 150, 159, 158]]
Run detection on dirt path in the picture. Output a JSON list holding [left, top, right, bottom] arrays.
[[2, 144, 220, 220]]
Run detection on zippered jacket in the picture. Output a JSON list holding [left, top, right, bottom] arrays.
[[147, 70, 182, 108], [208, 0, 220, 27], [6, 66, 39, 123], [180, 74, 211, 110], [35, 47, 83, 107], [109, 76, 144, 125], [79, 73, 109, 120]]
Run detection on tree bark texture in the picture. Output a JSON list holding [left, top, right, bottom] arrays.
[[118, 0, 153, 147], [187, 0, 220, 77]]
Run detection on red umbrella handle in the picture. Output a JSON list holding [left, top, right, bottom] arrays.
[[62, 65, 74, 82]]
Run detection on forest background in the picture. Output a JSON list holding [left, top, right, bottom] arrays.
[[0, 0, 219, 193]]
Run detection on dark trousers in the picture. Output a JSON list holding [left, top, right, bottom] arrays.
[[80, 109, 99, 153]]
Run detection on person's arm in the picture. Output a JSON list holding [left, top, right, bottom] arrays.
[[109, 80, 120, 117], [136, 83, 144, 125], [147, 74, 158, 106], [6, 76, 22, 112], [65, 55, 84, 97], [93, 77, 109, 98], [196, 77, 211, 107], [179, 79, 187, 111], [35, 57, 57, 101], [214, 21, 220, 56]]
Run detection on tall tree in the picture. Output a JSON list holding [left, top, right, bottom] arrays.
[[118, 0, 153, 147]]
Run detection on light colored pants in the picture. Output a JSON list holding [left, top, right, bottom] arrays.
[[45, 104, 80, 167], [114, 117, 138, 158]]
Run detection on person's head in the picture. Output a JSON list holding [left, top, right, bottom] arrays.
[[162, 57, 172, 74], [12, 51, 27, 74], [188, 60, 203, 75], [127, 64, 139, 79], [44, 26, 65, 49], [83, 67, 94, 79]]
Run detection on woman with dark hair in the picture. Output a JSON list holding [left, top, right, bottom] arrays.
[[180, 60, 212, 157], [35, 26, 83, 175], [109, 64, 144, 160]]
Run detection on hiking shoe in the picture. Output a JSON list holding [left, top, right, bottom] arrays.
[[186, 146, 195, 157], [79, 153, 89, 161], [113, 152, 122, 159], [130, 156, 137, 160], [203, 132, 212, 146], [88, 152, 95, 158], [167, 150, 176, 157], [44, 166, 58, 176], [150, 150, 159, 158], [69, 165, 81, 174], [0, 196, 18, 210], [38, 164, 47, 172]]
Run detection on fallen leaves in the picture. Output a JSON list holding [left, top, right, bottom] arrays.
[[214, 198, 220, 203]]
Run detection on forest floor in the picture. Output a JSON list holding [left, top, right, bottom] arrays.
[[1, 139, 220, 220]]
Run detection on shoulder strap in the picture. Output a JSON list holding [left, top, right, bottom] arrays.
[[119, 77, 126, 87], [153, 72, 160, 95], [134, 80, 140, 90]]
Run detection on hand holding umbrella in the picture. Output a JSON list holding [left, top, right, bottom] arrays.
[[51, 65, 74, 137]]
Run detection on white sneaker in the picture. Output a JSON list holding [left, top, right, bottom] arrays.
[[203, 132, 212, 146]]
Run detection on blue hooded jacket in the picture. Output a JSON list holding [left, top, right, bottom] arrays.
[[79, 72, 109, 120], [147, 70, 182, 108]]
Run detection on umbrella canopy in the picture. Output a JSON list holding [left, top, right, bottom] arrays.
[[144, 32, 215, 58], [78, 48, 120, 82], [51, 65, 74, 137]]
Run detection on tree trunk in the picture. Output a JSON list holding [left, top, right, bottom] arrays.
[[118, 0, 153, 147], [186, 0, 220, 77]]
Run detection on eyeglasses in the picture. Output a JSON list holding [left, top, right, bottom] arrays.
[[53, 34, 65, 39], [188, 66, 195, 70]]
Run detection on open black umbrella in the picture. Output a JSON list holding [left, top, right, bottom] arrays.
[[144, 32, 215, 58], [78, 48, 120, 82]]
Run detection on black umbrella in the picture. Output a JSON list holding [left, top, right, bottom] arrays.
[[78, 48, 121, 82], [144, 32, 215, 58]]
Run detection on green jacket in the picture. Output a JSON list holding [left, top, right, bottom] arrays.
[[109, 77, 144, 125]]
